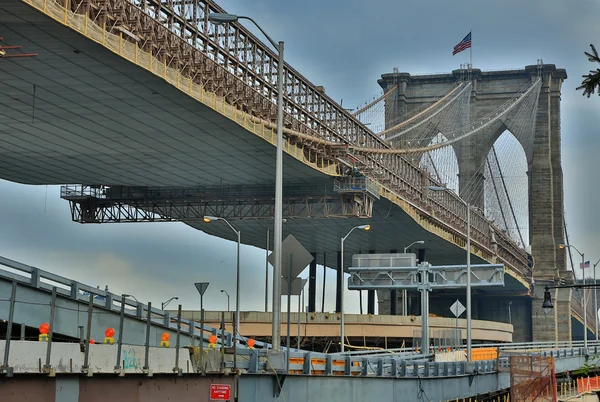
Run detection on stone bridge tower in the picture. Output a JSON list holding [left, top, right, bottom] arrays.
[[377, 64, 570, 342]]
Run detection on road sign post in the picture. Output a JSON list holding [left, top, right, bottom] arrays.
[[268, 235, 313, 372], [194, 282, 209, 373], [450, 299, 466, 348]]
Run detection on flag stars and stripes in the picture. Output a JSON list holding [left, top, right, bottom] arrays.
[[453, 32, 472, 56]]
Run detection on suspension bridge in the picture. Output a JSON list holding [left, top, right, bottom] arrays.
[[0, 0, 586, 353]]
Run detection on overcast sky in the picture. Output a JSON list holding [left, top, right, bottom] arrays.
[[1, 0, 600, 313]]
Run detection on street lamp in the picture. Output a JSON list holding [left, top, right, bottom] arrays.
[[404, 240, 425, 254], [209, 12, 285, 352], [594, 259, 600, 341], [221, 290, 230, 312], [402, 240, 425, 315], [340, 224, 371, 352], [203, 216, 241, 337], [161, 297, 178, 310], [543, 282, 600, 348], [428, 185, 472, 362], [559, 243, 587, 348], [122, 293, 139, 303]]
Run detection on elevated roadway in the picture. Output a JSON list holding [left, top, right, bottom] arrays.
[[178, 310, 515, 346], [0, 255, 240, 349], [0, 0, 529, 280]]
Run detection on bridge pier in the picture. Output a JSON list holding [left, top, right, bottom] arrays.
[[531, 287, 572, 342]]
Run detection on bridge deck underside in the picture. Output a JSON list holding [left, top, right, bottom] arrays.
[[0, 0, 525, 292]]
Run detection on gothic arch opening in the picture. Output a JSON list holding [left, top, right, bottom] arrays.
[[419, 133, 459, 193], [484, 130, 529, 248]]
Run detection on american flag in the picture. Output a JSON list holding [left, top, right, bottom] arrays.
[[580, 261, 590, 269], [453, 32, 472, 56]]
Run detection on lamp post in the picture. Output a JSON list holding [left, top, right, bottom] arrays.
[[429, 185, 471, 362], [208, 12, 285, 352], [161, 297, 179, 311], [403, 240, 425, 254], [594, 259, 600, 341], [402, 240, 425, 316], [543, 282, 600, 348], [203, 216, 241, 337], [559, 243, 587, 349], [221, 290, 230, 312], [122, 293, 139, 303], [340, 224, 371, 352]]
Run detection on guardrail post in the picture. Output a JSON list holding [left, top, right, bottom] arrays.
[[361, 358, 368, 376], [105, 293, 113, 310], [19, 323, 25, 341], [70, 281, 79, 299], [325, 355, 332, 375], [43, 286, 57, 375], [115, 296, 125, 374], [173, 304, 182, 375], [399, 360, 407, 377], [1, 282, 17, 376], [249, 351, 259, 374], [344, 356, 351, 376], [302, 352, 311, 375], [163, 311, 170, 328], [376, 359, 383, 376], [143, 302, 151, 375], [391, 359, 398, 377], [30, 268, 40, 287], [82, 292, 93, 375]]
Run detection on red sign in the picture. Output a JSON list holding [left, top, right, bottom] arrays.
[[210, 384, 231, 401]]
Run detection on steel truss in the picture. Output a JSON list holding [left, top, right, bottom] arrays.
[[60, 0, 529, 278], [348, 263, 505, 290], [61, 184, 374, 223]]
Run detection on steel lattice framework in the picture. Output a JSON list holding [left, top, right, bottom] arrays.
[[60, 0, 530, 279], [61, 184, 375, 223]]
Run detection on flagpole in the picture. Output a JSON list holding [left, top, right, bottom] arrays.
[[469, 30, 472, 70]]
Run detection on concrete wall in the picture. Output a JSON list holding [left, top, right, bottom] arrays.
[[0, 340, 196, 374], [238, 372, 509, 402], [0, 375, 235, 402]]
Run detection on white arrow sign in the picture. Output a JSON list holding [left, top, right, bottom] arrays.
[[450, 299, 466, 318]]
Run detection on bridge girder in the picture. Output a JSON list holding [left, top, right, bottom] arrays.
[[61, 184, 375, 223]]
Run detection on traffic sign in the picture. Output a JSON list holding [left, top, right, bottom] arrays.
[[281, 278, 307, 296], [450, 299, 466, 318], [210, 383, 231, 400], [268, 234, 314, 279], [195, 282, 209, 296]]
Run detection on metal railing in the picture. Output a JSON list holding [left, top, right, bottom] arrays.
[[0, 255, 265, 350]]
